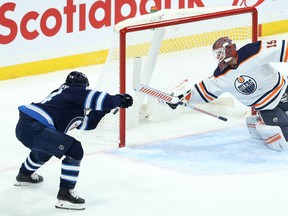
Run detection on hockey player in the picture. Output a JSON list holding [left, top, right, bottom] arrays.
[[14, 71, 133, 210], [167, 37, 288, 151]]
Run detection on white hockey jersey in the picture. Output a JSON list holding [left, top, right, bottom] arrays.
[[189, 39, 288, 111]]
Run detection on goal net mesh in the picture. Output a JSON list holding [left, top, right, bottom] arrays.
[[76, 7, 256, 149]]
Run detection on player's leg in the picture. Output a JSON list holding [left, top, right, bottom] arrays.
[[34, 126, 85, 210], [15, 114, 52, 185], [246, 114, 262, 139], [55, 140, 85, 210], [15, 113, 85, 209], [245, 114, 286, 151], [258, 106, 288, 151], [260, 106, 288, 140], [14, 151, 52, 186], [255, 122, 287, 151]]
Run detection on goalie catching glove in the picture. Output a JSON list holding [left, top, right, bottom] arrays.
[[167, 89, 192, 110]]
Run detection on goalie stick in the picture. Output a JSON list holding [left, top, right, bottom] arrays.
[[135, 84, 227, 121], [132, 57, 227, 122]]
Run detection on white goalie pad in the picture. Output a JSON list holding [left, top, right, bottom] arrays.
[[255, 122, 288, 151], [246, 115, 262, 140]]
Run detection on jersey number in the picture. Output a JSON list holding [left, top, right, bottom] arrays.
[[266, 40, 277, 48], [41, 85, 69, 104]]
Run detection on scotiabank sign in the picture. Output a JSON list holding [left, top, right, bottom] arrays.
[[0, 0, 266, 45]]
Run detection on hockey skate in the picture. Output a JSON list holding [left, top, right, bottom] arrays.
[[55, 187, 85, 210], [14, 172, 44, 186]]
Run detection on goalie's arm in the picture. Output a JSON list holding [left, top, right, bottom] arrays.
[[169, 77, 223, 108], [191, 78, 223, 103]]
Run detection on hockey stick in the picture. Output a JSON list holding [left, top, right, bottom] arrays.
[[178, 102, 228, 122], [113, 108, 119, 115], [132, 57, 227, 122], [135, 84, 227, 121]]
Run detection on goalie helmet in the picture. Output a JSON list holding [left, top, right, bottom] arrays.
[[65, 71, 89, 87], [212, 36, 237, 64]]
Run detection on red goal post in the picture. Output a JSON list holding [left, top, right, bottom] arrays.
[[94, 6, 258, 148]]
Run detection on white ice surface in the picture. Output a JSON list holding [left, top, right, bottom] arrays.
[[1, 33, 288, 216]]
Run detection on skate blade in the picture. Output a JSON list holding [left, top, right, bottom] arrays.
[[55, 200, 85, 210], [14, 181, 43, 186], [14, 181, 30, 186]]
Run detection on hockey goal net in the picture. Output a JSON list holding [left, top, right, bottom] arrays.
[[85, 6, 258, 148]]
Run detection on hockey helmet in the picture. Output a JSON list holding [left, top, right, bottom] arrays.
[[65, 71, 89, 87], [212, 36, 237, 64]]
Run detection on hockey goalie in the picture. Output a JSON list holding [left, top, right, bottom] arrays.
[[150, 36, 288, 151]]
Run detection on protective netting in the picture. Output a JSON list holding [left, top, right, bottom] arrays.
[[81, 7, 256, 149]]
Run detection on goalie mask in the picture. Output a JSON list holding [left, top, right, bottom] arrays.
[[65, 71, 89, 87], [212, 36, 237, 64]]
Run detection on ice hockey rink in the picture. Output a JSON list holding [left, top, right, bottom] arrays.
[[1, 33, 288, 216]]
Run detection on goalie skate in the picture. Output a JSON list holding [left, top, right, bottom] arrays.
[[55, 188, 85, 210]]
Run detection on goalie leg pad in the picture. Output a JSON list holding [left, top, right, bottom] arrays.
[[255, 122, 288, 151], [246, 115, 262, 140], [259, 107, 288, 140]]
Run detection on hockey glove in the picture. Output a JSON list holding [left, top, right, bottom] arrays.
[[118, 94, 133, 108], [167, 102, 179, 109], [167, 90, 192, 110]]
